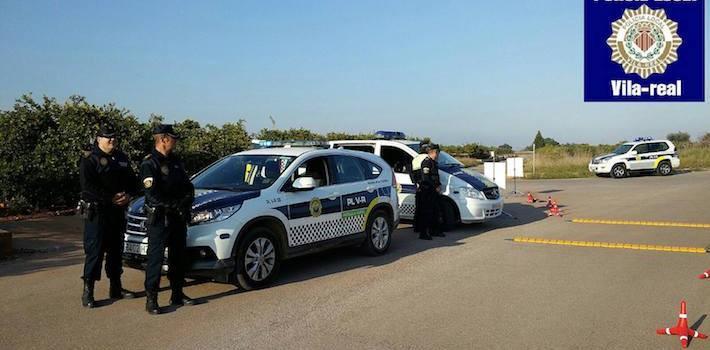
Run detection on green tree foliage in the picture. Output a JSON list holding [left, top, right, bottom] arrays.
[[496, 144, 513, 154], [533, 130, 545, 149], [667, 131, 691, 144], [699, 133, 710, 145]]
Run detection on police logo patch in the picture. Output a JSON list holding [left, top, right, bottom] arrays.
[[606, 5, 682, 79], [309, 197, 322, 218], [119, 161, 128, 167], [423, 167, 430, 174], [100, 157, 108, 166], [143, 177, 153, 188], [160, 165, 170, 175]]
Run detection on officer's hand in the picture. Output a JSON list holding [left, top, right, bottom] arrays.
[[113, 193, 130, 206]]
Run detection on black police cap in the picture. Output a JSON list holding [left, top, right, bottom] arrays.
[[428, 143, 440, 151], [97, 125, 117, 138], [152, 124, 181, 139]]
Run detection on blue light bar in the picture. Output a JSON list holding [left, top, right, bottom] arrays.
[[250, 140, 329, 149], [633, 137, 654, 142], [374, 130, 406, 140]]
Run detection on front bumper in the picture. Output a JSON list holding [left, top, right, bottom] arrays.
[[588, 163, 610, 174], [456, 197, 504, 223]]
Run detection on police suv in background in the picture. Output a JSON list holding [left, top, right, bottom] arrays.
[[589, 138, 680, 178], [330, 131, 503, 228], [123, 143, 399, 290]]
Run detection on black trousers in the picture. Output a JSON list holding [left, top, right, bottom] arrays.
[[419, 188, 441, 235], [144, 213, 187, 294], [82, 207, 125, 281], [413, 188, 422, 231]]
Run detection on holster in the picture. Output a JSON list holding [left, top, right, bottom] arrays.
[[78, 200, 98, 220], [143, 205, 164, 226]]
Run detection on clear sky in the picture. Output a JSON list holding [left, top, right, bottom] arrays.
[[1, 1, 708, 148]]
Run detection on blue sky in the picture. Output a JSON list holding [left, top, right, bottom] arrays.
[[1, 1, 708, 148]]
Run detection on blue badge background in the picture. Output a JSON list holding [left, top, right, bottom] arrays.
[[584, 0, 705, 102]]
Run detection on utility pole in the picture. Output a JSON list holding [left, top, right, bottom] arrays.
[[269, 115, 276, 129]]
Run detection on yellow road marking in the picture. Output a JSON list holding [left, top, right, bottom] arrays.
[[512, 237, 707, 254], [571, 218, 710, 229]]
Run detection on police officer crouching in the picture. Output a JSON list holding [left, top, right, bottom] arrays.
[[79, 125, 139, 308], [141, 124, 196, 315], [418, 143, 444, 240]]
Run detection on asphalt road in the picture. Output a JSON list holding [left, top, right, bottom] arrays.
[[2, 171, 710, 349]]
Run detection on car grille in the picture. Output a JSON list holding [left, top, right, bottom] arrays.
[[482, 188, 500, 200], [485, 208, 502, 218], [126, 214, 148, 235]]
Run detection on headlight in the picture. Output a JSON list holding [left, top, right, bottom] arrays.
[[599, 158, 610, 163], [459, 187, 485, 200], [190, 204, 241, 225]]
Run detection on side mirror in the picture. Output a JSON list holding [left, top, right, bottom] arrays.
[[291, 177, 317, 191], [630, 150, 638, 156]]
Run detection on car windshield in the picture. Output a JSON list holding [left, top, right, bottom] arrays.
[[612, 144, 633, 155], [192, 155, 296, 191]]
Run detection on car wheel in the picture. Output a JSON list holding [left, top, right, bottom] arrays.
[[441, 200, 459, 231], [234, 228, 280, 290], [611, 164, 627, 178], [362, 210, 392, 256], [657, 161, 672, 176]]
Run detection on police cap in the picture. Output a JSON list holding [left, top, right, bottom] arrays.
[[152, 124, 181, 139], [97, 125, 117, 138]]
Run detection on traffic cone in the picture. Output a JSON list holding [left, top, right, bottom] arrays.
[[656, 300, 708, 348], [526, 192, 536, 203], [548, 201, 562, 217], [545, 196, 553, 209], [697, 269, 710, 279]]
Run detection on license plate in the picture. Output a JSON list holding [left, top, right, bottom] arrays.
[[124, 242, 148, 255]]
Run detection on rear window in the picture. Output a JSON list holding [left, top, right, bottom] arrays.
[[649, 142, 670, 152], [358, 159, 382, 180], [334, 144, 375, 153], [330, 155, 366, 184]]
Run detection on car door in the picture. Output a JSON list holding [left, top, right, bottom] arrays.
[[379, 145, 416, 220], [646, 142, 670, 169], [281, 156, 343, 247], [628, 143, 650, 170], [327, 155, 379, 236]]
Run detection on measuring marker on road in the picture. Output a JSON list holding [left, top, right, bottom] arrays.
[[512, 236, 708, 254], [570, 218, 710, 229]]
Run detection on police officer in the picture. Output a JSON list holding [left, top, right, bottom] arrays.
[[79, 125, 139, 308], [141, 124, 195, 315], [410, 143, 429, 234], [419, 143, 444, 239]]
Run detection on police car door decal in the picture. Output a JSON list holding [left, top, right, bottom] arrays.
[[286, 194, 343, 247]]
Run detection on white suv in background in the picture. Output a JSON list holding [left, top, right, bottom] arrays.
[[589, 139, 680, 178]]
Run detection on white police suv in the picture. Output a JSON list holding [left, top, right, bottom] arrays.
[[589, 138, 680, 178], [330, 131, 503, 227], [123, 144, 399, 290]]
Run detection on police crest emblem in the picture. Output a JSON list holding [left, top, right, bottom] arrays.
[[100, 157, 108, 166], [160, 164, 170, 175], [606, 5, 682, 79], [309, 197, 322, 218]]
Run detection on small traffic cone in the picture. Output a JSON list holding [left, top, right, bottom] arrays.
[[548, 201, 562, 217], [656, 300, 708, 348], [697, 269, 710, 279], [545, 196, 553, 209], [526, 192, 536, 203]]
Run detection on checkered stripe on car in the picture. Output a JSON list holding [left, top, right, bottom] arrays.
[[399, 203, 415, 217], [288, 215, 366, 247]]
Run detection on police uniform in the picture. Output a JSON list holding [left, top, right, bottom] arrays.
[[419, 144, 444, 239], [79, 126, 139, 308], [410, 144, 429, 234], [141, 124, 196, 314]]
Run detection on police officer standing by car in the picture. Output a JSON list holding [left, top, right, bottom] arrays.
[[411, 143, 429, 234], [418, 143, 444, 239], [79, 125, 139, 308], [141, 124, 196, 315]]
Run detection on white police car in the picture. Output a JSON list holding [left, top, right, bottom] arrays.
[[123, 144, 399, 290], [330, 131, 503, 227], [589, 138, 680, 178]]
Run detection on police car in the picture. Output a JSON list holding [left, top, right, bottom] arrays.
[[330, 131, 503, 227], [588, 138, 680, 178], [123, 143, 399, 290]]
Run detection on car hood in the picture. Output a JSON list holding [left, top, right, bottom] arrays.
[[128, 189, 260, 215], [439, 164, 495, 191], [593, 153, 617, 161]]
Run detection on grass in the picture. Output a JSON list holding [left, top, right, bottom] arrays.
[[454, 143, 710, 180]]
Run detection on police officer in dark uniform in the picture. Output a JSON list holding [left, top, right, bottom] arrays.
[[140, 124, 195, 315], [419, 143, 444, 239], [79, 125, 139, 308]]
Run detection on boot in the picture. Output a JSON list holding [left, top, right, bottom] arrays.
[[81, 280, 95, 308], [145, 292, 160, 315], [109, 278, 136, 299], [170, 288, 197, 306], [419, 232, 433, 240]]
